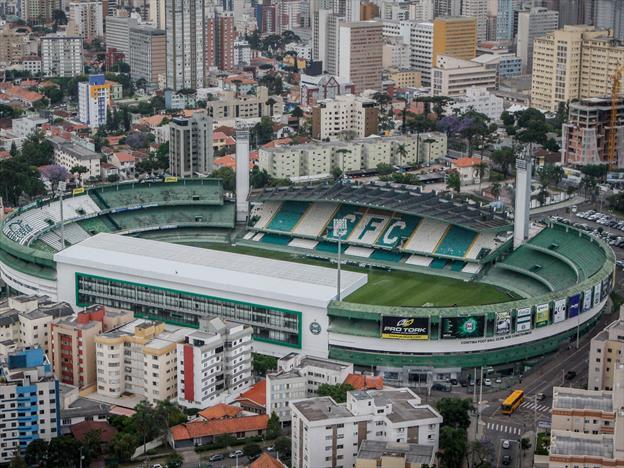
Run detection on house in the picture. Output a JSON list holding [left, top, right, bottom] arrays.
[[250, 453, 287, 468], [235, 379, 266, 415], [100, 162, 119, 181], [69, 420, 118, 447], [344, 373, 384, 391], [110, 151, 136, 176], [197, 403, 242, 421], [212, 131, 236, 154], [168, 414, 269, 448], [451, 157, 486, 185]]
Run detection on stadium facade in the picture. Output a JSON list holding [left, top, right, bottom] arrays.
[[0, 178, 616, 380]]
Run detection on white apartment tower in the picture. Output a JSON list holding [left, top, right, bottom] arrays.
[[78, 74, 111, 128], [169, 110, 214, 176], [41, 34, 83, 77], [462, 0, 488, 43], [166, 0, 208, 90], [516, 7, 559, 73], [338, 21, 383, 92], [409, 22, 433, 85], [68, 0, 104, 41]]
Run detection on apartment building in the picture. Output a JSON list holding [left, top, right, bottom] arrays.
[[409, 22, 433, 85], [41, 34, 83, 78], [0, 348, 60, 464], [461, 0, 487, 43], [128, 25, 166, 87], [206, 12, 235, 71], [338, 21, 383, 92], [311, 95, 378, 141], [432, 16, 477, 66], [432, 55, 497, 97], [299, 74, 355, 107], [355, 440, 435, 467], [78, 74, 111, 129], [445, 86, 504, 121], [176, 317, 252, 409], [259, 133, 447, 178], [589, 309, 624, 391], [68, 0, 104, 41], [49, 137, 101, 179], [169, 110, 213, 177], [0, 26, 36, 65], [291, 388, 442, 468], [205, 87, 284, 121], [531, 26, 624, 112], [267, 354, 353, 423], [50, 305, 133, 390], [95, 319, 188, 403], [561, 97, 624, 168], [11, 116, 48, 139], [0, 295, 73, 353], [104, 15, 138, 60], [516, 7, 559, 73]]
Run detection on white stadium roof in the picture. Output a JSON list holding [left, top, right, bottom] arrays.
[[54, 233, 367, 308]]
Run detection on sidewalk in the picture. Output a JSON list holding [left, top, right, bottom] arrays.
[[530, 196, 585, 214]]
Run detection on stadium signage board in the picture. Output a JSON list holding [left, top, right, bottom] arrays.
[[568, 294, 581, 318], [535, 303, 550, 327], [441, 316, 485, 339], [593, 283, 601, 306], [553, 299, 567, 323], [381, 316, 429, 340], [516, 307, 532, 332], [583, 288, 593, 312], [495, 311, 511, 335], [601, 275, 613, 301]]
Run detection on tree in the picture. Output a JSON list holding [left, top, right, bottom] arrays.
[[543, 137, 560, 152], [251, 117, 274, 146], [291, 106, 304, 119], [266, 412, 282, 440], [43, 86, 63, 104], [253, 353, 277, 375], [250, 166, 272, 189], [331, 166, 343, 180], [46, 436, 82, 467], [164, 452, 183, 468], [243, 443, 262, 459], [82, 429, 103, 463], [155, 399, 187, 427], [9, 141, 18, 157], [490, 147, 515, 178], [25, 439, 48, 467], [316, 383, 355, 403], [109, 432, 136, 463], [580, 164, 609, 181], [210, 167, 236, 191], [376, 162, 395, 176], [435, 397, 473, 430], [396, 144, 408, 166], [8, 454, 27, 468], [475, 161, 488, 190], [491, 182, 501, 200], [274, 436, 291, 458], [438, 426, 468, 468], [465, 439, 495, 468], [70, 165, 89, 183], [21, 131, 54, 166], [446, 171, 461, 193], [0, 104, 24, 119]]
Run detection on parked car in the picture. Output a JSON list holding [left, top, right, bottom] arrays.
[[502, 455, 512, 465], [229, 450, 244, 459], [502, 440, 511, 449], [495, 377, 502, 384], [208, 454, 225, 462], [536, 392, 546, 401], [565, 371, 577, 380], [483, 378, 492, 386]]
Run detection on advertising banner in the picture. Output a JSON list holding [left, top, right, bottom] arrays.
[[568, 294, 581, 318], [594, 283, 601, 307], [553, 299, 567, 323], [381, 316, 429, 340], [583, 288, 593, 312], [496, 311, 511, 335], [601, 275, 613, 301], [516, 307, 532, 332], [535, 303, 550, 327], [441, 316, 485, 339]]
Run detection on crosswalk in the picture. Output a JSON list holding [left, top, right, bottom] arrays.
[[519, 401, 552, 413], [485, 422, 523, 435]]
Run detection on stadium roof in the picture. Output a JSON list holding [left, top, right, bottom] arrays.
[[54, 233, 367, 308], [250, 182, 511, 231]]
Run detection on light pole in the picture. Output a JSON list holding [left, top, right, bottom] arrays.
[[334, 218, 347, 301], [57, 181, 66, 250]]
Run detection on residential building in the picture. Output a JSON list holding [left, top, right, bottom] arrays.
[[473, 51, 521, 78], [169, 110, 214, 177], [337, 21, 383, 92], [207, 11, 235, 71], [205, 87, 284, 120], [233, 39, 252, 66], [382, 38, 410, 70], [313, 9, 347, 76], [355, 440, 435, 467], [432, 16, 477, 66], [432, 55, 497, 96], [68, 0, 104, 41], [445, 86, 503, 121], [300, 74, 355, 107], [259, 133, 447, 178], [149, 0, 166, 29], [105, 80, 123, 100], [531, 25, 624, 112], [409, 21, 433, 86], [589, 309, 624, 391], [21, 56, 41, 75], [0, 26, 36, 65], [176, 317, 253, 409], [104, 15, 137, 60], [50, 137, 102, 179], [235, 379, 267, 414], [20, 0, 61, 25], [495, 0, 514, 40], [128, 25, 166, 86], [408, 0, 433, 22], [290, 388, 442, 468], [59, 385, 112, 430], [451, 156, 487, 185], [461, 0, 487, 43], [78, 74, 110, 129], [277, 0, 302, 33], [50, 305, 133, 390], [110, 151, 135, 175], [0, 295, 73, 352], [11, 116, 48, 139], [0, 348, 60, 464], [593, 0, 624, 42], [166, 0, 208, 90], [387, 68, 422, 88], [267, 354, 353, 423], [41, 34, 83, 77], [311, 94, 378, 140], [95, 319, 189, 402], [516, 7, 559, 73]]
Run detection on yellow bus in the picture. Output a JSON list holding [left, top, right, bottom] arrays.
[[501, 390, 524, 415]]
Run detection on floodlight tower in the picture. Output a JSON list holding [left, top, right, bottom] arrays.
[[235, 120, 251, 224], [513, 146, 532, 250]]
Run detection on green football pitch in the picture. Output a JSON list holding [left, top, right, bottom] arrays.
[[187, 242, 516, 308]]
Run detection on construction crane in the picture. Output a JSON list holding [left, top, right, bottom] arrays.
[[608, 65, 624, 169]]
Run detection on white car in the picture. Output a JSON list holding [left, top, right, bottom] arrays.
[[229, 450, 244, 459], [495, 377, 502, 384], [483, 378, 492, 386], [502, 440, 511, 449]]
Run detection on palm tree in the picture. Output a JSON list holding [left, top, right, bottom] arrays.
[[491, 182, 501, 200], [475, 161, 488, 191], [396, 143, 407, 167], [266, 97, 277, 116]]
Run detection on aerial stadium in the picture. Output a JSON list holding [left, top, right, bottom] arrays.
[[0, 149, 615, 383]]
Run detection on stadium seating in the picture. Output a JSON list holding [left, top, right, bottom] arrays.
[[348, 213, 390, 245], [316, 241, 347, 254], [405, 255, 433, 267], [462, 263, 482, 274], [503, 247, 578, 290], [267, 201, 310, 232], [288, 238, 319, 250], [260, 233, 291, 245], [430, 258, 448, 269], [465, 232, 499, 260], [451, 261, 467, 271], [250, 201, 281, 229], [403, 218, 448, 254], [484, 268, 551, 297], [78, 216, 116, 235], [39, 223, 90, 251], [370, 250, 404, 262], [325, 206, 363, 240], [376, 216, 421, 248], [344, 246, 374, 258], [435, 226, 478, 258], [292, 202, 338, 237], [110, 205, 235, 231]]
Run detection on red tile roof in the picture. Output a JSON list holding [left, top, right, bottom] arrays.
[[250, 453, 285, 468], [70, 421, 118, 443], [452, 157, 482, 168], [344, 373, 384, 390], [235, 379, 266, 408], [114, 151, 135, 163], [198, 403, 242, 421], [170, 414, 269, 441]]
